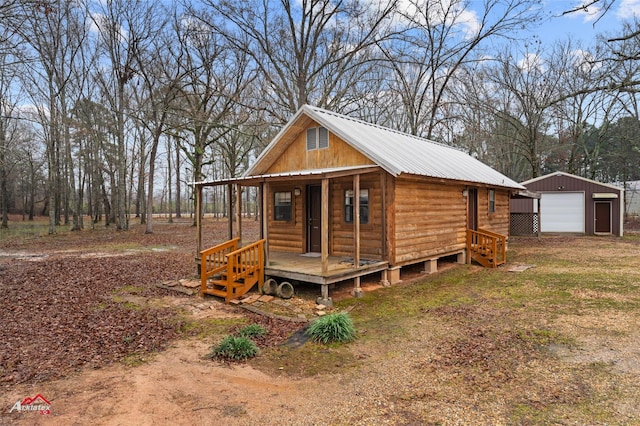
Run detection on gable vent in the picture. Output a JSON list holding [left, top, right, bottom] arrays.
[[318, 127, 329, 149], [306, 128, 317, 150]]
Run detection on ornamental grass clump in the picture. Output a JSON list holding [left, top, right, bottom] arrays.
[[306, 312, 356, 344], [237, 323, 267, 339], [208, 335, 260, 361]]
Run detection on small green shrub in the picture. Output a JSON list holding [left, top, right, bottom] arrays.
[[208, 336, 260, 361], [237, 323, 267, 339], [306, 312, 357, 344]]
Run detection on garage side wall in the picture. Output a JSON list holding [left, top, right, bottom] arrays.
[[524, 174, 622, 236]]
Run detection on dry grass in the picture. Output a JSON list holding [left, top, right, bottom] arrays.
[[3, 215, 640, 424], [255, 234, 640, 424]]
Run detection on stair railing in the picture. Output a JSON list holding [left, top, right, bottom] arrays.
[[200, 238, 240, 296], [467, 228, 506, 268]]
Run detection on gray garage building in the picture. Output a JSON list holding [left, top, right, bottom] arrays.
[[511, 172, 624, 236]]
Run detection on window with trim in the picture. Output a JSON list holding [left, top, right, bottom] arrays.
[[274, 191, 292, 221], [344, 189, 369, 224], [306, 126, 329, 150], [489, 189, 495, 213]]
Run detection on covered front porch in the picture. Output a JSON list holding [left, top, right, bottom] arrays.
[[194, 166, 387, 306]]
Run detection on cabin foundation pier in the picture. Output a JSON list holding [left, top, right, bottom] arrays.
[[421, 259, 438, 274], [350, 277, 364, 298], [317, 284, 333, 307], [380, 269, 391, 287], [387, 266, 402, 285]]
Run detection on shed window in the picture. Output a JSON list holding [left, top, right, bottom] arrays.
[[274, 191, 292, 221], [489, 189, 495, 213], [345, 189, 369, 224], [306, 127, 329, 150]]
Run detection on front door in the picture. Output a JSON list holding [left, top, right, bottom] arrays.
[[595, 201, 612, 233], [307, 185, 322, 252], [467, 188, 478, 230]]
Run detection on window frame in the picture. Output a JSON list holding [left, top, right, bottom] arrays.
[[273, 191, 293, 222], [344, 188, 369, 225], [488, 189, 496, 213]]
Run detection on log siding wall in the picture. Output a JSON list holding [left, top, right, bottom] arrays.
[[331, 174, 383, 259], [392, 179, 467, 266], [267, 183, 305, 253], [477, 188, 511, 236]]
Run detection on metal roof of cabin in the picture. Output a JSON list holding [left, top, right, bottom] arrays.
[[245, 105, 525, 190]]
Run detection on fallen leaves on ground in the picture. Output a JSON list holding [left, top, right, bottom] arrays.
[[0, 218, 265, 387]]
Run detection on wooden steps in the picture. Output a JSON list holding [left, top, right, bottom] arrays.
[[200, 239, 266, 303], [467, 228, 506, 268]]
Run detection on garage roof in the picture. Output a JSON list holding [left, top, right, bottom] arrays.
[[522, 171, 624, 192]]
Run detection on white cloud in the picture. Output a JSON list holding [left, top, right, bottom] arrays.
[[571, 48, 602, 72], [616, 0, 640, 19], [458, 8, 481, 38], [89, 12, 128, 44], [518, 52, 545, 73], [554, 1, 603, 23], [576, 5, 602, 23]]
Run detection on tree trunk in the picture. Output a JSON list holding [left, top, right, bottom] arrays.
[[136, 135, 146, 223], [116, 82, 128, 230], [175, 136, 181, 218], [0, 120, 7, 229], [144, 130, 162, 234], [167, 135, 173, 223]]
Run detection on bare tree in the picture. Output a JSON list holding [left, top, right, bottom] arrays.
[[12, 0, 88, 233], [90, 0, 161, 231], [130, 6, 183, 234], [377, 0, 543, 139], [171, 8, 257, 224], [483, 43, 579, 178], [547, 41, 620, 178], [197, 0, 398, 121], [0, 20, 22, 228]]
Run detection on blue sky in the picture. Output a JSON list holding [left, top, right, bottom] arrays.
[[512, 0, 640, 47]]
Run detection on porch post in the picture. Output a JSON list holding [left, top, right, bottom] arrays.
[[321, 178, 329, 275], [536, 197, 541, 238], [227, 183, 233, 240], [196, 184, 203, 268], [235, 183, 242, 245], [262, 182, 270, 265], [317, 177, 333, 307], [351, 174, 363, 298]]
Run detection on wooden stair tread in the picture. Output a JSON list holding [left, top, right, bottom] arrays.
[[202, 288, 227, 297]]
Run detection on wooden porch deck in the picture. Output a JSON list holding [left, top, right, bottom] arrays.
[[265, 251, 389, 285]]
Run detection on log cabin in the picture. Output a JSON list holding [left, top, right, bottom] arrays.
[[194, 105, 525, 306]]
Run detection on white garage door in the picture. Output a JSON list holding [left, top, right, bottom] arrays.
[[540, 192, 584, 233]]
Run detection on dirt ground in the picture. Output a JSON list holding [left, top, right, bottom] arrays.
[[0, 217, 366, 425], [3, 216, 640, 424]]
